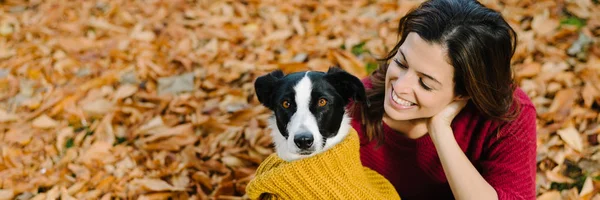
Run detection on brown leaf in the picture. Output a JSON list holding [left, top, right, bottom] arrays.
[[531, 14, 560, 36], [32, 114, 58, 129], [56, 127, 74, 153], [82, 98, 114, 117], [546, 169, 576, 183], [544, 89, 577, 121], [536, 191, 562, 200], [5, 125, 33, 145], [77, 141, 115, 165], [328, 49, 368, 79], [113, 84, 138, 100], [140, 123, 193, 143], [557, 126, 584, 152], [580, 176, 594, 198], [515, 62, 541, 80], [0, 109, 18, 123], [0, 189, 14, 200], [192, 171, 213, 191], [132, 178, 185, 192]]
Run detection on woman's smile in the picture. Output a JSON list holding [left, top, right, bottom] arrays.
[[389, 86, 418, 110]]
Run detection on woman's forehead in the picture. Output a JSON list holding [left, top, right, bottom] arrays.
[[397, 33, 454, 83]]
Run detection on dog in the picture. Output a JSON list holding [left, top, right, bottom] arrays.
[[254, 66, 369, 162]]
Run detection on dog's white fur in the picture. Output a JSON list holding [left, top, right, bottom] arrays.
[[269, 72, 352, 162]]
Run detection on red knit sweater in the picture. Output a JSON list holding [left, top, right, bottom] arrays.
[[351, 78, 537, 200]]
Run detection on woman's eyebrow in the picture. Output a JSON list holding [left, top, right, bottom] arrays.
[[398, 49, 443, 86]]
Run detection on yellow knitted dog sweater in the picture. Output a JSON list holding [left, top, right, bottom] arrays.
[[245, 128, 400, 200]]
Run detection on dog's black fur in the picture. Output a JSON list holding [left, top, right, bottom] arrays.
[[254, 66, 369, 161]]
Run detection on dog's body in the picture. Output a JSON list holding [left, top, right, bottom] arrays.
[[255, 67, 369, 161]]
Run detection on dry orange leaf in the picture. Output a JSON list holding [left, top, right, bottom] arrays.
[[132, 178, 186, 192], [32, 114, 58, 129], [557, 126, 584, 152]]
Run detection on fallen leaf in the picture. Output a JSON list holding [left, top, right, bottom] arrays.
[[132, 178, 185, 192], [32, 114, 58, 129], [536, 190, 561, 200], [0, 189, 14, 200], [557, 126, 584, 152], [113, 84, 138, 100], [328, 49, 368, 79], [579, 176, 594, 198], [157, 72, 195, 96], [78, 141, 115, 165], [82, 98, 113, 116], [545, 89, 577, 121], [0, 109, 18, 122], [532, 14, 559, 36]]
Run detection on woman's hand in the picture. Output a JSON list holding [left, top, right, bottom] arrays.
[[427, 99, 468, 133], [427, 98, 499, 200]]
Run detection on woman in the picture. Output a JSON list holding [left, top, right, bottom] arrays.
[[349, 0, 537, 199]]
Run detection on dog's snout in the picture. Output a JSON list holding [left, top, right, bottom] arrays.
[[294, 133, 314, 149]]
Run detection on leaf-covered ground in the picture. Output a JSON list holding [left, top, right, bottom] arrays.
[[0, 0, 599, 199]]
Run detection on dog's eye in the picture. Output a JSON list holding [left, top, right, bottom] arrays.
[[282, 100, 290, 108], [318, 98, 327, 107]]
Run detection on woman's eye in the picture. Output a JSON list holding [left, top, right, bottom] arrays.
[[419, 79, 433, 91], [393, 59, 408, 69]]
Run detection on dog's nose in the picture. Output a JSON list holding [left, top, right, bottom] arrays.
[[294, 133, 314, 149]]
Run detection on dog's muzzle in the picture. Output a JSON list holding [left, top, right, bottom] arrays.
[[294, 132, 314, 152]]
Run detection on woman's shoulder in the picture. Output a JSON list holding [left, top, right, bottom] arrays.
[[513, 86, 535, 109], [486, 86, 537, 141], [455, 86, 536, 140]]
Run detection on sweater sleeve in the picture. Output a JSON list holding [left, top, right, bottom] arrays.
[[479, 104, 537, 200]]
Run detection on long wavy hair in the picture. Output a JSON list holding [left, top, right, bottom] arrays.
[[351, 0, 521, 143]]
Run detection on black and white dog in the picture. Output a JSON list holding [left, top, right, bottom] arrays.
[[254, 67, 369, 161]]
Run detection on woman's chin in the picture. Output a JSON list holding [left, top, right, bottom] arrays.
[[384, 103, 415, 121]]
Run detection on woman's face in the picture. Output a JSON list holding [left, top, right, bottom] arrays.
[[384, 32, 458, 121]]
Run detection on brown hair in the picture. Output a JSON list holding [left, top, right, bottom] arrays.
[[352, 0, 521, 144]]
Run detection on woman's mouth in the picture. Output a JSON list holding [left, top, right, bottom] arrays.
[[390, 87, 418, 109]]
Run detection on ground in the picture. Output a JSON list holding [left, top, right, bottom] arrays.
[[0, 0, 599, 199]]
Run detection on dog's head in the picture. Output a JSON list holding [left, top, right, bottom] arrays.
[[255, 66, 369, 161]]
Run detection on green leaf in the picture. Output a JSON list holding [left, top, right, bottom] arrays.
[[366, 62, 378, 74], [351, 42, 367, 55], [86, 129, 94, 136], [560, 16, 586, 29], [115, 137, 127, 145], [66, 138, 74, 149], [550, 175, 587, 191]]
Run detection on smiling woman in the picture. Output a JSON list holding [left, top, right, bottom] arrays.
[[349, 0, 537, 199]]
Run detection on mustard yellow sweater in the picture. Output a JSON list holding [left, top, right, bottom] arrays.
[[245, 128, 401, 200]]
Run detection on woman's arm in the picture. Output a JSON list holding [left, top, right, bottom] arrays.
[[428, 124, 498, 200], [428, 100, 537, 200]]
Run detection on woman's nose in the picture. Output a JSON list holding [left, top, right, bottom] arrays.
[[393, 73, 415, 94]]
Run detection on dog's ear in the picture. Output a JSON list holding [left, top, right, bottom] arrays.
[[255, 69, 285, 109], [324, 66, 370, 107]]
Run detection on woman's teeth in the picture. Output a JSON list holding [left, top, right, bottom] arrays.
[[392, 91, 415, 106]]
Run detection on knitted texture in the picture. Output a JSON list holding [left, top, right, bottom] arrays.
[[352, 78, 537, 200], [245, 128, 401, 200]]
